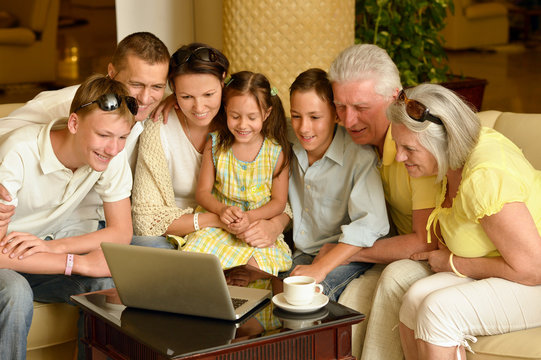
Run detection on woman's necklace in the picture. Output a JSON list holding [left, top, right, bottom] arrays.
[[182, 114, 204, 153]]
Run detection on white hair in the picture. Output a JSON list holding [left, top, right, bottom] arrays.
[[328, 44, 402, 99], [387, 83, 481, 181]]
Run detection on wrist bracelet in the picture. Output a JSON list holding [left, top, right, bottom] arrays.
[[193, 213, 200, 231], [449, 253, 466, 278], [64, 253, 74, 276]]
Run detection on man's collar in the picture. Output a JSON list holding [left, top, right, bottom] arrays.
[[292, 125, 346, 169], [38, 118, 72, 174], [380, 125, 396, 166]]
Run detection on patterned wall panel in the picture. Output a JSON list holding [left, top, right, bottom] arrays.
[[223, 0, 355, 114]]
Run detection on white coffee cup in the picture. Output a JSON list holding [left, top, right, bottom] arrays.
[[283, 276, 324, 306]]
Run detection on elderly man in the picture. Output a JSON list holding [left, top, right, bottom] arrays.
[[324, 44, 441, 360]]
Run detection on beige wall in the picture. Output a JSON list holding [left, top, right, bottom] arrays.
[[115, 0, 222, 53], [114, 0, 355, 113]]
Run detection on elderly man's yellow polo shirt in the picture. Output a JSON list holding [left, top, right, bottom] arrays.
[[378, 125, 441, 235]]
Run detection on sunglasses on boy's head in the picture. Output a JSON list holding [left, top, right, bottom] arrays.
[[74, 93, 138, 116], [396, 90, 443, 125], [172, 47, 218, 66]]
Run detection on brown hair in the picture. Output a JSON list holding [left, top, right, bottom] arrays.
[[168, 42, 229, 91], [290, 68, 334, 107], [218, 71, 291, 176], [70, 74, 136, 127], [111, 32, 170, 71]]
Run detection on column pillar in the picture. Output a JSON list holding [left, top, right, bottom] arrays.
[[223, 0, 355, 113]]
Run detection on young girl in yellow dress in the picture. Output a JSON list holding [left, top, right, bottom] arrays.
[[182, 71, 292, 276]]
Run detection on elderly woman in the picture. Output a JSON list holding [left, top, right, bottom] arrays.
[[389, 84, 541, 360]]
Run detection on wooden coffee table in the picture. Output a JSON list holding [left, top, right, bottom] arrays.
[[72, 268, 364, 360]]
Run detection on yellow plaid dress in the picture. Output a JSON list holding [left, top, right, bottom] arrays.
[[182, 132, 292, 275]]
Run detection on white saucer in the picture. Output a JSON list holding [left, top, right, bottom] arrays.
[[272, 292, 329, 313]]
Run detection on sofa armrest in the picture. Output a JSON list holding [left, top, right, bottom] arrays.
[[0, 28, 36, 45]]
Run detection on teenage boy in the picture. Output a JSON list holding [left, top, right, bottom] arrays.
[[0, 32, 170, 237], [0, 75, 135, 358], [286, 68, 389, 301]]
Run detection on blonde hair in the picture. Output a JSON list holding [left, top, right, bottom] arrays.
[[71, 74, 136, 127], [328, 44, 401, 99], [387, 83, 481, 181]]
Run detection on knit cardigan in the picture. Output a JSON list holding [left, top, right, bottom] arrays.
[[131, 119, 193, 236]]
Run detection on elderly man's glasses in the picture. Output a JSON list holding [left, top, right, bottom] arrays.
[[172, 47, 217, 66], [396, 90, 443, 125], [74, 93, 138, 116]]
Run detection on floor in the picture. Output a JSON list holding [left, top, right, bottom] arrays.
[[1, 1, 541, 114]]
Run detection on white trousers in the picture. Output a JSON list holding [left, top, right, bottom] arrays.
[[399, 272, 541, 351], [360, 259, 432, 360]]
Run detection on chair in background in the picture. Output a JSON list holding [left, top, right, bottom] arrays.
[[441, 0, 509, 49], [0, 0, 60, 85]]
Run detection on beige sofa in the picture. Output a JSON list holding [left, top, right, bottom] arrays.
[[339, 110, 541, 360], [0, 103, 79, 360]]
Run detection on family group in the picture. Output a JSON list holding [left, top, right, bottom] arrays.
[[0, 31, 540, 360]]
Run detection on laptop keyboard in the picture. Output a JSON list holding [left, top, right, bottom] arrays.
[[231, 297, 248, 309]]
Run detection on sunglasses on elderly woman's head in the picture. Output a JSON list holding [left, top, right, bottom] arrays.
[[74, 93, 138, 116], [172, 47, 218, 66], [396, 90, 443, 125]]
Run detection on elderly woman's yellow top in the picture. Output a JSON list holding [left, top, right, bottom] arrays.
[[427, 127, 541, 258]]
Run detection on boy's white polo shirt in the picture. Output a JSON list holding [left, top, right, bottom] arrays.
[[0, 119, 132, 238]]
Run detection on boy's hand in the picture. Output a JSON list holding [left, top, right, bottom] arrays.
[[0, 184, 15, 227], [290, 264, 327, 284], [1, 232, 60, 259], [228, 214, 250, 234], [237, 220, 278, 248]]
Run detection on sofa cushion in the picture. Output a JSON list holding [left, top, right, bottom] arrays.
[[492, 112, 541, 170], [477, 110, 501, 128], [27, 301, 79, 351], [469, 327, 541, 359]]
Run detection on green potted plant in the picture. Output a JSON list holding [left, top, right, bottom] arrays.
[[355, 0, 487, 110]]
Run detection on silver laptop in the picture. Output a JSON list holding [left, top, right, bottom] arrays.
[[101, 242, 271, 321]]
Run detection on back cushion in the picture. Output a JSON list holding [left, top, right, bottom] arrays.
[[493, 112, 541, 170]]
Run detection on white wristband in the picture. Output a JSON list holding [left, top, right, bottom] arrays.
[[193, 213, 200, 231]]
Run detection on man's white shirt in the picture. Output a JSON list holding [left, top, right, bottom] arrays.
[[0, 119, 132, 238], [0, 86, 143, 237]]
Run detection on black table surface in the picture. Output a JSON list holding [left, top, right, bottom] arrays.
[[72, 265, 364, 359]]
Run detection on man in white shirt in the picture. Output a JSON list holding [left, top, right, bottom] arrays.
[[0, 32, 169, 360], [0, 31, 170, 237], [0, 75, 136, 359]]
